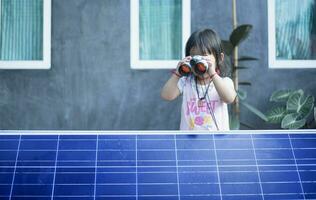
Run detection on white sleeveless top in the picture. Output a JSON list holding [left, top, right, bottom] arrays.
[[177, 76, 232, 131]]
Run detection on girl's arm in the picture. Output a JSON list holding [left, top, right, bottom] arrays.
[[161, 56, 191, 101], [160, 73, 181, 101], [212, 74, 237, 104], [204, 54, 237, 104]]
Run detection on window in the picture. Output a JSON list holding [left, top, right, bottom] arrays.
[[268, 0, 316, 68], [130, 0, 191, 69], [0, 0, 51, 69]]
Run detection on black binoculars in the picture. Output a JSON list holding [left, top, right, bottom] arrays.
[[178, 55, 209, 76]]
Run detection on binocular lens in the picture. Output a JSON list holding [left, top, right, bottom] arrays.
[[178, 64, 191, 76], [178, 56, 209, 76], [195, 63, 207, 74]]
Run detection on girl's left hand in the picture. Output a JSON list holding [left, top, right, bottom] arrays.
[[202, 55, 216, 74]]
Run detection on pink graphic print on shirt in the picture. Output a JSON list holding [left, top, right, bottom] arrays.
[[186, 98, 218, 115], [186, 97, 218, 129]]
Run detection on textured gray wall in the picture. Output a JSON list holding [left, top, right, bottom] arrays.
[[0, 0, 315, 130]]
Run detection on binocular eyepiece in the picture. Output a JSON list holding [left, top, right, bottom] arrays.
[[178, 55, 209, 76]]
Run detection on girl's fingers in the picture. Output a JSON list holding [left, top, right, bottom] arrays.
[[180, 57, 191, 64], [184, 56, 191, 62], [177, 57, 189, 67], [177, 56, 192, 68]]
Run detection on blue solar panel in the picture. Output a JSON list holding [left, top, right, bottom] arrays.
[[0, 132, 316, 200]]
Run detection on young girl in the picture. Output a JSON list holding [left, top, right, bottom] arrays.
[[161, 29, 237, 131]]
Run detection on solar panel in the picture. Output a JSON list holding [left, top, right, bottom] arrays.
[[0, 131, 316, 200]]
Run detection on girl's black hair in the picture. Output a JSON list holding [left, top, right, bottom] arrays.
[[185, 29, 229, 76]]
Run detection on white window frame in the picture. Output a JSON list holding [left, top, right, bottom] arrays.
[[0, 0, 51, 69], [130, 0, 191, 69], [268, 0, 316, 68]]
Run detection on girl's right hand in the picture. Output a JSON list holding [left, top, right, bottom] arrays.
[[176, 56, 192, 77], [177, 56, 192, 69]]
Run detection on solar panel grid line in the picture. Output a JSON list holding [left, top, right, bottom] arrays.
[[173, 135, 181, 200], [288, 134, 307, 200], [2, 147, 316, 152], [250, 133, 265, 200], [2, 158, 316, 162], [8, 135, 21, 200], [50, 134, 59, 200], [3, 163, 316, 169], [135, 134, 138, 200], [5, 180, 316, 185], [93, 135, 99, 200], [211, 134, 223, 200], [5, 180, 316, 186], [2, 169, 314, 173], [81, 193, 315, 198]]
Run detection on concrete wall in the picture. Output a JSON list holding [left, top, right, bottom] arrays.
[[0, 0, 315, 130]]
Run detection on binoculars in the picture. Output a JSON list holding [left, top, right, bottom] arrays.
[[178, 55, 209, 76]]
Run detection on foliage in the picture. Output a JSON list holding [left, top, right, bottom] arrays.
[[222, 24, 267, 129], [266, 89, 315, 129]]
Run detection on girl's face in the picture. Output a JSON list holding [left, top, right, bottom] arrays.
[[189, 48, 217, 80]]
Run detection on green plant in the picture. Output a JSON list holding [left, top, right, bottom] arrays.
[[222, 24, 267, 129], [222, 0, 267, 130], [266, 89, 315, 129]]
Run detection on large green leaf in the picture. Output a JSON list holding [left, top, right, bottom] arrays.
[[221, 40, 234, 56], [266, 106, 287, 124], [281, 113, 306, 129], [229, 24, 253, 47], [239, 82, 251, 86], [238, 56, 259, 62], [286, 90, 314, 118], [287, 90, 304, 111], [241, 102, 268, 122], [298, 95, 314, 119], [229, 114, 240, 130], [240, 122, 255, 129], [234, 66, 249, 70], [270, 89, 295, 102], [237, 89, 247, 100]]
